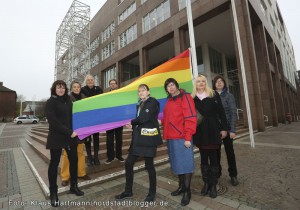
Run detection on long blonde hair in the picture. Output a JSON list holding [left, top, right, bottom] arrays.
[[191, 75, 215, 98]]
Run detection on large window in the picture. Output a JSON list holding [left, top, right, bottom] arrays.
[[119, 24, 137, 49], [209, 47, 223, 75], [119, 1, 136, 24], [103, 65, 117, 88], [143, 0, 170, 33], [260, 0, 267, 17], [90, 36, 99, 52], [102, 41, 115, 60], [102, 22, 115, 43], [123, 63, 140, 81], [91, 54, 99, 68]]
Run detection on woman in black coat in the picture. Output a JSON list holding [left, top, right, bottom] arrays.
[[115, 84, 163, 202], [192, 75, 227, 199], [45, 80, 84, 207]]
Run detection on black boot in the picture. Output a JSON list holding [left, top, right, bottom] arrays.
[[209, 166, 219, 199], [70, 183, 84, 196], [85, 141, 93, 166], [171, 175, 185, 196], [181, 189, 191, 206], [200, 165, 210, 196], [94, 153, 100, 165], [50, 191, 59, 207]]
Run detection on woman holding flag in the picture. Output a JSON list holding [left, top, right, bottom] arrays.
[[115, 84, 163, 202], [45, 80, 84, 207], [162, 78, 197, 206]]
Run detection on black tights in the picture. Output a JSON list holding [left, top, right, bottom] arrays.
[[200, 149, 218, 166], [125, 154, 156, 195]]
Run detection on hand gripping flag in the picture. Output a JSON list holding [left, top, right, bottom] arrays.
[[73, 49, 194, 139]]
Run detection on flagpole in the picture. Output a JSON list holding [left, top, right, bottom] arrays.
[[231, 0, 255, 148], [186, 0, 198, 80]]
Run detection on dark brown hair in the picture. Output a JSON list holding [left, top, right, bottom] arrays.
[[212, 75, 227, 90], [109, 79, 117, 85], [138, 84, 150, 91], [164, 78, 179, 95], [50, 80, 68, 96]]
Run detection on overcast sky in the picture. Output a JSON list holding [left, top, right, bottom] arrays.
[[0, 0, 298, 101]]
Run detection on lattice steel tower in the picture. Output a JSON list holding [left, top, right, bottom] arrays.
[[55, 0, 90, 86]]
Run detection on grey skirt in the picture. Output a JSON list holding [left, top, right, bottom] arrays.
[[167, 139, 195, 175]]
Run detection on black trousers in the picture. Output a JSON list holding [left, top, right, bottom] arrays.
[[85, 133, 100, 156], [48, 145, 78, 193], [200, 149, 218, 166], [125, 154, 156, 195], [217, 133, 238, 177], [106, 127, 123, 160]]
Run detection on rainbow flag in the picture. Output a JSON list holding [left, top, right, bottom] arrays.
[[73, 49, 193, 139]]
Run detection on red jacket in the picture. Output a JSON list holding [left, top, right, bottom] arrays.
[[162, 90, 197, 141]]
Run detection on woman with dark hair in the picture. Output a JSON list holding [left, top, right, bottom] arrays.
[[60, 81, 91, 187], [115, 84, 162, 202], [191, 75, 227, 199], [45, 80, 84, 207], [162, 78, 197, 206], [213, 75, 239, 186]]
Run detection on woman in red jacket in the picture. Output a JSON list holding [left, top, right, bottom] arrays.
[[162, 78, 197, 206]]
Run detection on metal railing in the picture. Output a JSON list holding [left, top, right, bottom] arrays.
[[237, 109, 243, 120]]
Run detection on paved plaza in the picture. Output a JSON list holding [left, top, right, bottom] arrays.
[[0, 122, 299, 210]]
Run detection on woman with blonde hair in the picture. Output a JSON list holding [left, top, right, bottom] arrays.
[[192, 75, 227, 198]]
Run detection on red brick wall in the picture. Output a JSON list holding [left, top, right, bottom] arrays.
[[0, 92, 17, 121]]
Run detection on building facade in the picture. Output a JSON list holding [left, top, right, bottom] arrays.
[[57, 0, 300, 131], [0, 82, 17, 121]]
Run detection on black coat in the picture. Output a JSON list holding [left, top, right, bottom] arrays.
[[129, 97, 163, 157], [45, 95, 77, 149], [193, 92, 227, 148], [81, 85, 103, 97]]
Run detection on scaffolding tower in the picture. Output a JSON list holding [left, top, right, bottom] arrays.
[[55, 0, 90, 86]]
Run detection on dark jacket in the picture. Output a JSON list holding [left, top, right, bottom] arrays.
[[193, 91, 227, 148], [218, 88, 237, 133], [69, 92, 86, 102], [81, 85, 103, 97], [129, 97, 163, 157], [45, 95, 77, 149]]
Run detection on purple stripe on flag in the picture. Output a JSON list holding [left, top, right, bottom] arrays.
[[76, 119, 130, 140], [76, 112, 165, 140]]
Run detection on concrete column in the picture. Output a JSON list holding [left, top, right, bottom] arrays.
[[116, 61, 123, 85], [202, 43, 212, 87], [222, 54, 229, 85], [173, 28, 187, 55], [139, 48, 148, 75], [273, 50, 286, 123], [252, 23, 278, 126], [230, 0, 265, 131]]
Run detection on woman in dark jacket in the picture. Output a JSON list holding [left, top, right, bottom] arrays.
[[45, 80, 84, 207], [60, 81, 90, 187], [81, 75, 103, 166], [192, 75, 227, 198], [213, 75, 239, 186], [115, 84, 163, 202]]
